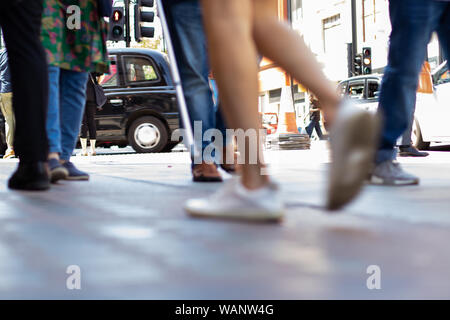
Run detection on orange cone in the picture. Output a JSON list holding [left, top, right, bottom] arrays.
[[417, 61, 433, 94], [277, 84, 298, 134]]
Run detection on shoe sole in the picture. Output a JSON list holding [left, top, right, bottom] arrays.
[[192, 176, 223, 182], [185, 207, 284, 223], [50, 167, 69, 183], [327, 110, 380, 211], [398, 152, 429, 157], [65, 175, 89, 181], [8, 180, 50, 191], [220, 164, 238, 174], [370, 175, 419, 186]]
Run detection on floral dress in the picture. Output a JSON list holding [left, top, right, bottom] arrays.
[[41, 0, 109, 74]]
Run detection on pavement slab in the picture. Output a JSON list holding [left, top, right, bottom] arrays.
[[0, 142, 449, 299]]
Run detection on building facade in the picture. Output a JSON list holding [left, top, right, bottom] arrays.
[[258, 0, 444, 130]]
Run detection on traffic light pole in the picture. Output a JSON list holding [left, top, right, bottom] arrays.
[[286, 0, 296, 112], [351, 0, 357, 73], [125, 0, 131, 47]]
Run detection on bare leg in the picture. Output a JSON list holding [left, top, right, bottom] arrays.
[[252, 0, 340, 124], [201, 0, 268, 190]]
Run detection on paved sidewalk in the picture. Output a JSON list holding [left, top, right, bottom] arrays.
[[0, 142, 449, 299]]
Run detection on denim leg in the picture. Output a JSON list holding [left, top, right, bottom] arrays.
[[436, 3, 450, 62], [315, 122, 323, 139], [400, 103, 416, 146], [305, 119, 315, 137], [215, 103, 229, 144], [59, 69, 88, 161], [46, 66, 62, 154], [376, 0, 438, 164], [168, 1, 217, 160], [210, 78, 228, 146]]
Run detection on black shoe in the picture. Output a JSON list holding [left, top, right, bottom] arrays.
[[8, 162, 51, 191], [398, 146, 429, 157]]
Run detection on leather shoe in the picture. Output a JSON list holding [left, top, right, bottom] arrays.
[[8, 162, 51, 191], [192, 162, 223, 182], [399, 146, 429, 157]]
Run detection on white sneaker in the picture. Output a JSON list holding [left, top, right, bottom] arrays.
[[185, 178, 284, 222], [327, 99, 380, 210]]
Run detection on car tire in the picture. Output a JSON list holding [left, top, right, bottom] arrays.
[[128, 116, 168, 153], [412, 119, 430, 150]]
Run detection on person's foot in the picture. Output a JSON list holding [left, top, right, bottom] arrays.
[[78, 150, 88, 156], [192, 162, 223, 182], [8, 162, 50, 191], [48, 158, 69, 183], [3, 149, 15, 159], [369, 160, 419, 185], [89, 150, 97, 156], [185, 178, 284, 222], [326, 99, 380, 210], [398, 146, 429, 157], [62, 161, 89, 181]]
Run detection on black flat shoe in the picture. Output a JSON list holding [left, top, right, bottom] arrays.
[[8, 161, 51, 191], [398, 146, 429, 157]]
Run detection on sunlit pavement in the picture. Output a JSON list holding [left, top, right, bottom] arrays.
[[0, 141, 450, 299]]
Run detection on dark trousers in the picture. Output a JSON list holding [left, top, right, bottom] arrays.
[[305, 115, 323, 139], [80, 102, 97, 139], [0, 0, 48, 162], [376, 0, 449, 163]]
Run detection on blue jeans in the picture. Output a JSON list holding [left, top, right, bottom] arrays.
[[47, 66, 88, 160], [305, 115, 323, 139], [166, 0, 227, 163], [376, 0, 449, 163]]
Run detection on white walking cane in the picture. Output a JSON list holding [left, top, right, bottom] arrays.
[[156, 0, 199, 158]]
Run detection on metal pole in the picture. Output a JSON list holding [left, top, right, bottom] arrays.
[[125, 0, 131, 47], [351, 0, 357, 63], [347, 43, 353, 77], [286, 0, 297, 114], [156, 0, 197, 156]]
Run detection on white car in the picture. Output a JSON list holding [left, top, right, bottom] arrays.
[[338, 62, 449, 149]]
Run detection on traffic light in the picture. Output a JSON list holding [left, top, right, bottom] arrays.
[[108, 7, 125, 41], [135, 0, 155, 42], [354, 53, 363, 76], [362, 47, 372, 74]]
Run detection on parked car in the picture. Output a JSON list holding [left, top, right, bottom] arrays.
[[338, 62, 449, 149], [95, 48, 180, 153], [261, 112, 278, 135]]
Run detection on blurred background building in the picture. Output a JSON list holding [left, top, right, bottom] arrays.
[[258, 0, 445, 134]]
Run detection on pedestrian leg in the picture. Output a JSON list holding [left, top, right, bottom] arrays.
[[0, 0, 50, 190]]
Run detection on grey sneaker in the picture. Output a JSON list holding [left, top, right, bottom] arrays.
[[370, 161, 419, 186], [326, 99, 380, 210]]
